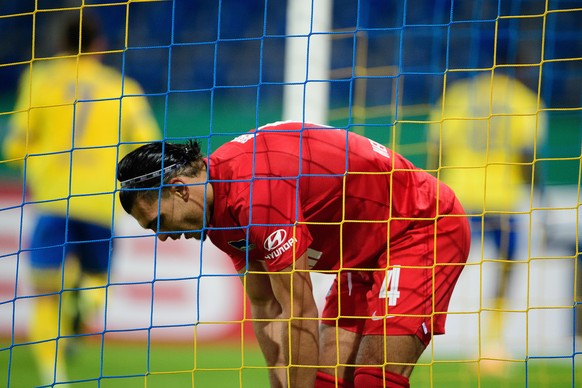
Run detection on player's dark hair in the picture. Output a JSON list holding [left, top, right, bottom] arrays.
[[117, 140, 204, 214], [61, 12, 102, 54]]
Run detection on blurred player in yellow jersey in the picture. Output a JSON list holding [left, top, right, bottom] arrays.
[[429, 72, 547, 370], [2, 12, 160, 385]]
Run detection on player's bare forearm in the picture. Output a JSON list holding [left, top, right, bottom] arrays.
[[240, 254, 319, 387], [240, 263, 288, 386], [255, 314, 319, 388], [251, 304, 289, 387], [252, 285, 319, 387], [287, 314, 319, 387], [255, 318, 319, 388], [269, 253, 320, 387]]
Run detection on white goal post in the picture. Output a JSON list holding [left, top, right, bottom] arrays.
[[283, 0, 333, 125]]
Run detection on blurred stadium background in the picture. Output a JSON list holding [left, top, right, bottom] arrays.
[[0, 0, 581, 386]]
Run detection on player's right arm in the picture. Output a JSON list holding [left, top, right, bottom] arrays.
[[240, 260, 287, 386], [3, 71, 33, 163], [239, 252, 319, 388]]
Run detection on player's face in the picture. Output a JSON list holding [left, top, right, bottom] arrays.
[[130, 184, 209, 241]]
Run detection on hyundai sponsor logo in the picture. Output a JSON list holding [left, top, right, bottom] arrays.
[[263, 229, 297, 260]]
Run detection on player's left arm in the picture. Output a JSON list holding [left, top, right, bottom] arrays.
[[3, 70, 34, 163], [240, 252, 319, 388]]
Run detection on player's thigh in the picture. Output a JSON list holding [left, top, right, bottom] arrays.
[[29, 215, 68, 269], [319, 323, 361, 380], [69, 218, 113, 274], [356, 334, 426, 377], [28, 215, 71, 291], [319, 272, 369, 381]]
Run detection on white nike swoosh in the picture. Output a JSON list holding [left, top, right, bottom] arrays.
[[371, 311, 395, 321]]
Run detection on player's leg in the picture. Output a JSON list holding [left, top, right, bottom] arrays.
[[490, 214, 518, 305], [318, 272, 368, 387], [353, 206, 470, 387], [28, 215, 74, 385], [483, 214, 518, 371], [353, 270, 431, 388], [72, 219, 113, 332], [318, 325, 360, 388], [353, 334, 426, 387], [577, 244, 582, 337]]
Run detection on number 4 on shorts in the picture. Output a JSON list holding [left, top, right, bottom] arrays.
[[379, 266, 401, 306]]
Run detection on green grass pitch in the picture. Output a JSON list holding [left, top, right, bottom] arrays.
[[1, 339, 580, 387]]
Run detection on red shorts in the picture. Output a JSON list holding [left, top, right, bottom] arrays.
[[320, 201, 470, 345]]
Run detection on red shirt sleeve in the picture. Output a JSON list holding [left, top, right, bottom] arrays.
[[230, 177, 312, 273]]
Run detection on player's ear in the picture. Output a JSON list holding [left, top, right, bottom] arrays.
[[169, 177, 189, 202]]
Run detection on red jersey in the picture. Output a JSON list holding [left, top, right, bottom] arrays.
[[206, 121, 460, 272]]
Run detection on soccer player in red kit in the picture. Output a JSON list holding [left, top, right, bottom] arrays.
[[117, 121, 470, 388]]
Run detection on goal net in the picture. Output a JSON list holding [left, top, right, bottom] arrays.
[[0, 1, 580, 387]]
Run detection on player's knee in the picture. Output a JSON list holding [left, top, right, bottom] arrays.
[[315, 371, 354, 388], [78, 273, 108, 316], [353, 367, 409, 388], [29, 268, 66, 293]]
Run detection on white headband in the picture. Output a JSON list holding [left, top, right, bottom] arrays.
[[119, 163, 182, 189]]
